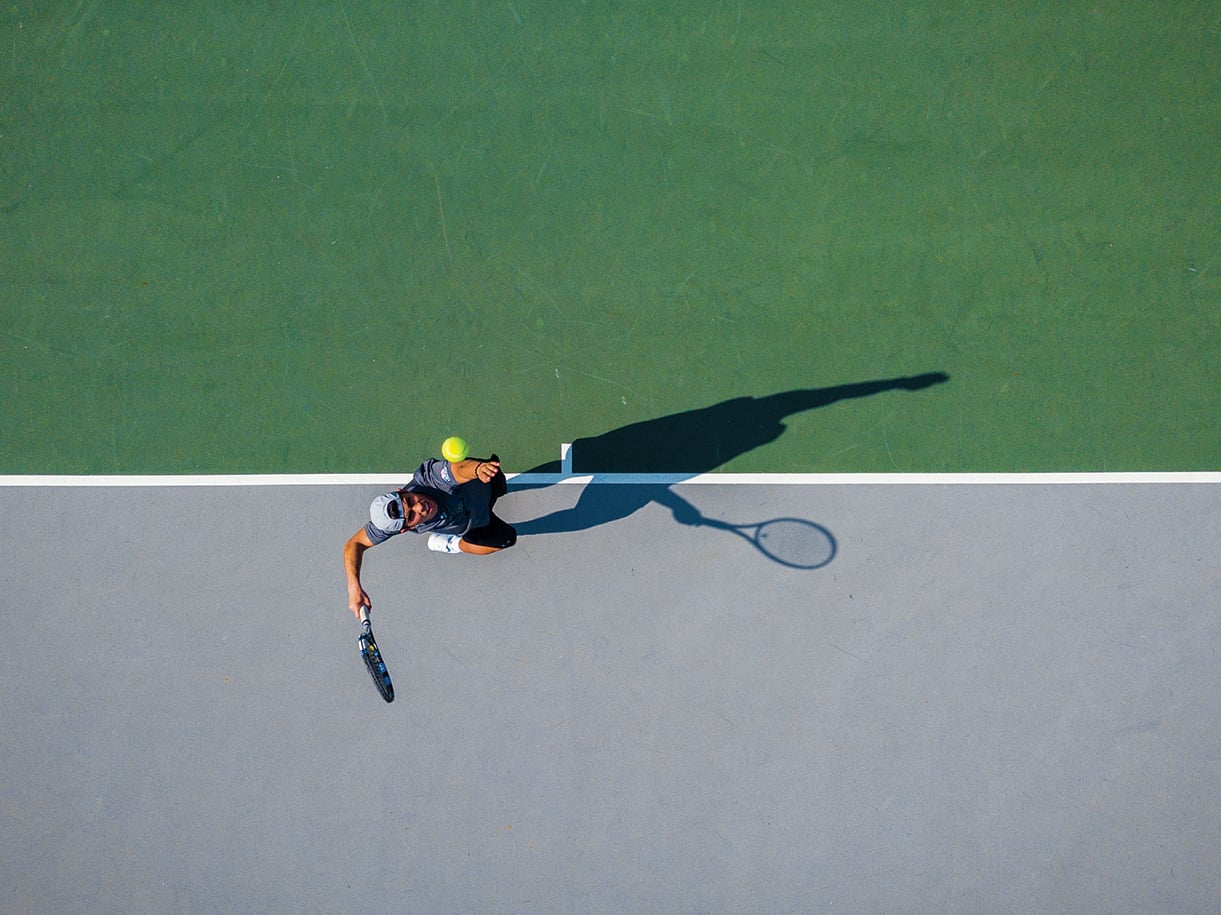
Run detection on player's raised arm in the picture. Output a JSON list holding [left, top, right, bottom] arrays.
[[450, 457, 501, 485]]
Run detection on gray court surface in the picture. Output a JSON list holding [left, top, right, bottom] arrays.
[[2, 480, 1218, 914]]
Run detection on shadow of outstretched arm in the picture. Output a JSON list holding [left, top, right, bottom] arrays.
[[522, 372, 949, 476]]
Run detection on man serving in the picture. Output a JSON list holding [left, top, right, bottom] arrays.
[[343, 450, 516, 618]]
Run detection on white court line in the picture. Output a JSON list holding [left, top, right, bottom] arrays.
[[1, 443, 1217, 487], [1, 475, 1217, 488], [0, 475, 1217, 486]]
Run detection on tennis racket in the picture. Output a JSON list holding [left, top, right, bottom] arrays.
[[358, 607, 395, 703], [703, 516, 837, 570]]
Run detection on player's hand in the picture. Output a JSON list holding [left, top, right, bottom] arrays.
[[474, 459, 500, 484], [349, 588, 371, 619]]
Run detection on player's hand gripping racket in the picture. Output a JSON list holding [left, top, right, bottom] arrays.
[[358, 606, 395, 703]]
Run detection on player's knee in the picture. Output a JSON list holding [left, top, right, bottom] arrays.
[[464, 521, 516, 552]]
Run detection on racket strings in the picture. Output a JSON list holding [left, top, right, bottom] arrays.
[[360, 631, 394, 700]]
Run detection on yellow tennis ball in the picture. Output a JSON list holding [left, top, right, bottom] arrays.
[[441, 436, 469, 462]]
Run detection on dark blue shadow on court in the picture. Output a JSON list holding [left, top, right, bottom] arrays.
[[515, 483, 837, 570], [509, 372, 947, 569]]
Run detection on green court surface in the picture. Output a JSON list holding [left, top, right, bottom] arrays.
[[2, 2, 1217, 475]]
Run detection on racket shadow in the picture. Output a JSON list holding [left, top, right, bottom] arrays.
[[699, 516, 837, 571]]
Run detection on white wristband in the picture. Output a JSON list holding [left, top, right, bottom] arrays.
[[427, 533, 462, 554]]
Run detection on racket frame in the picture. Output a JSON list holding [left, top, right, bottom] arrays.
[[358, 607, 395, 703]]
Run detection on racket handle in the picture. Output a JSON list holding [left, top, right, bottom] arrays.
[[358, 605, 370, 625]]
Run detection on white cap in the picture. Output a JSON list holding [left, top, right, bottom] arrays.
[[369, 492, 405, 532]]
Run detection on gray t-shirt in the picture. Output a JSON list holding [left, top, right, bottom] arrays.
[[364, 459, 492, 545]]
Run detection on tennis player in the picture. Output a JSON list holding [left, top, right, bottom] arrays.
[[343, 453, 515, 618]]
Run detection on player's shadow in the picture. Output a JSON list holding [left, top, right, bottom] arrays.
[[513, 483, 698, 537], [510, 371, 948, 567], [515, 483, 837, 569]]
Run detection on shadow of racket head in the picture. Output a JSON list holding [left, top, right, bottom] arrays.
[[705, 517, 837, 570]]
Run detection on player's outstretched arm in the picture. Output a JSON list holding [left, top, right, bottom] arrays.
[[343, 528, 376, 618]]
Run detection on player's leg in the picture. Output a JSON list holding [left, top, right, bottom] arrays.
[[431, 454, 513, 554], [460, 513, 517, 553]]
